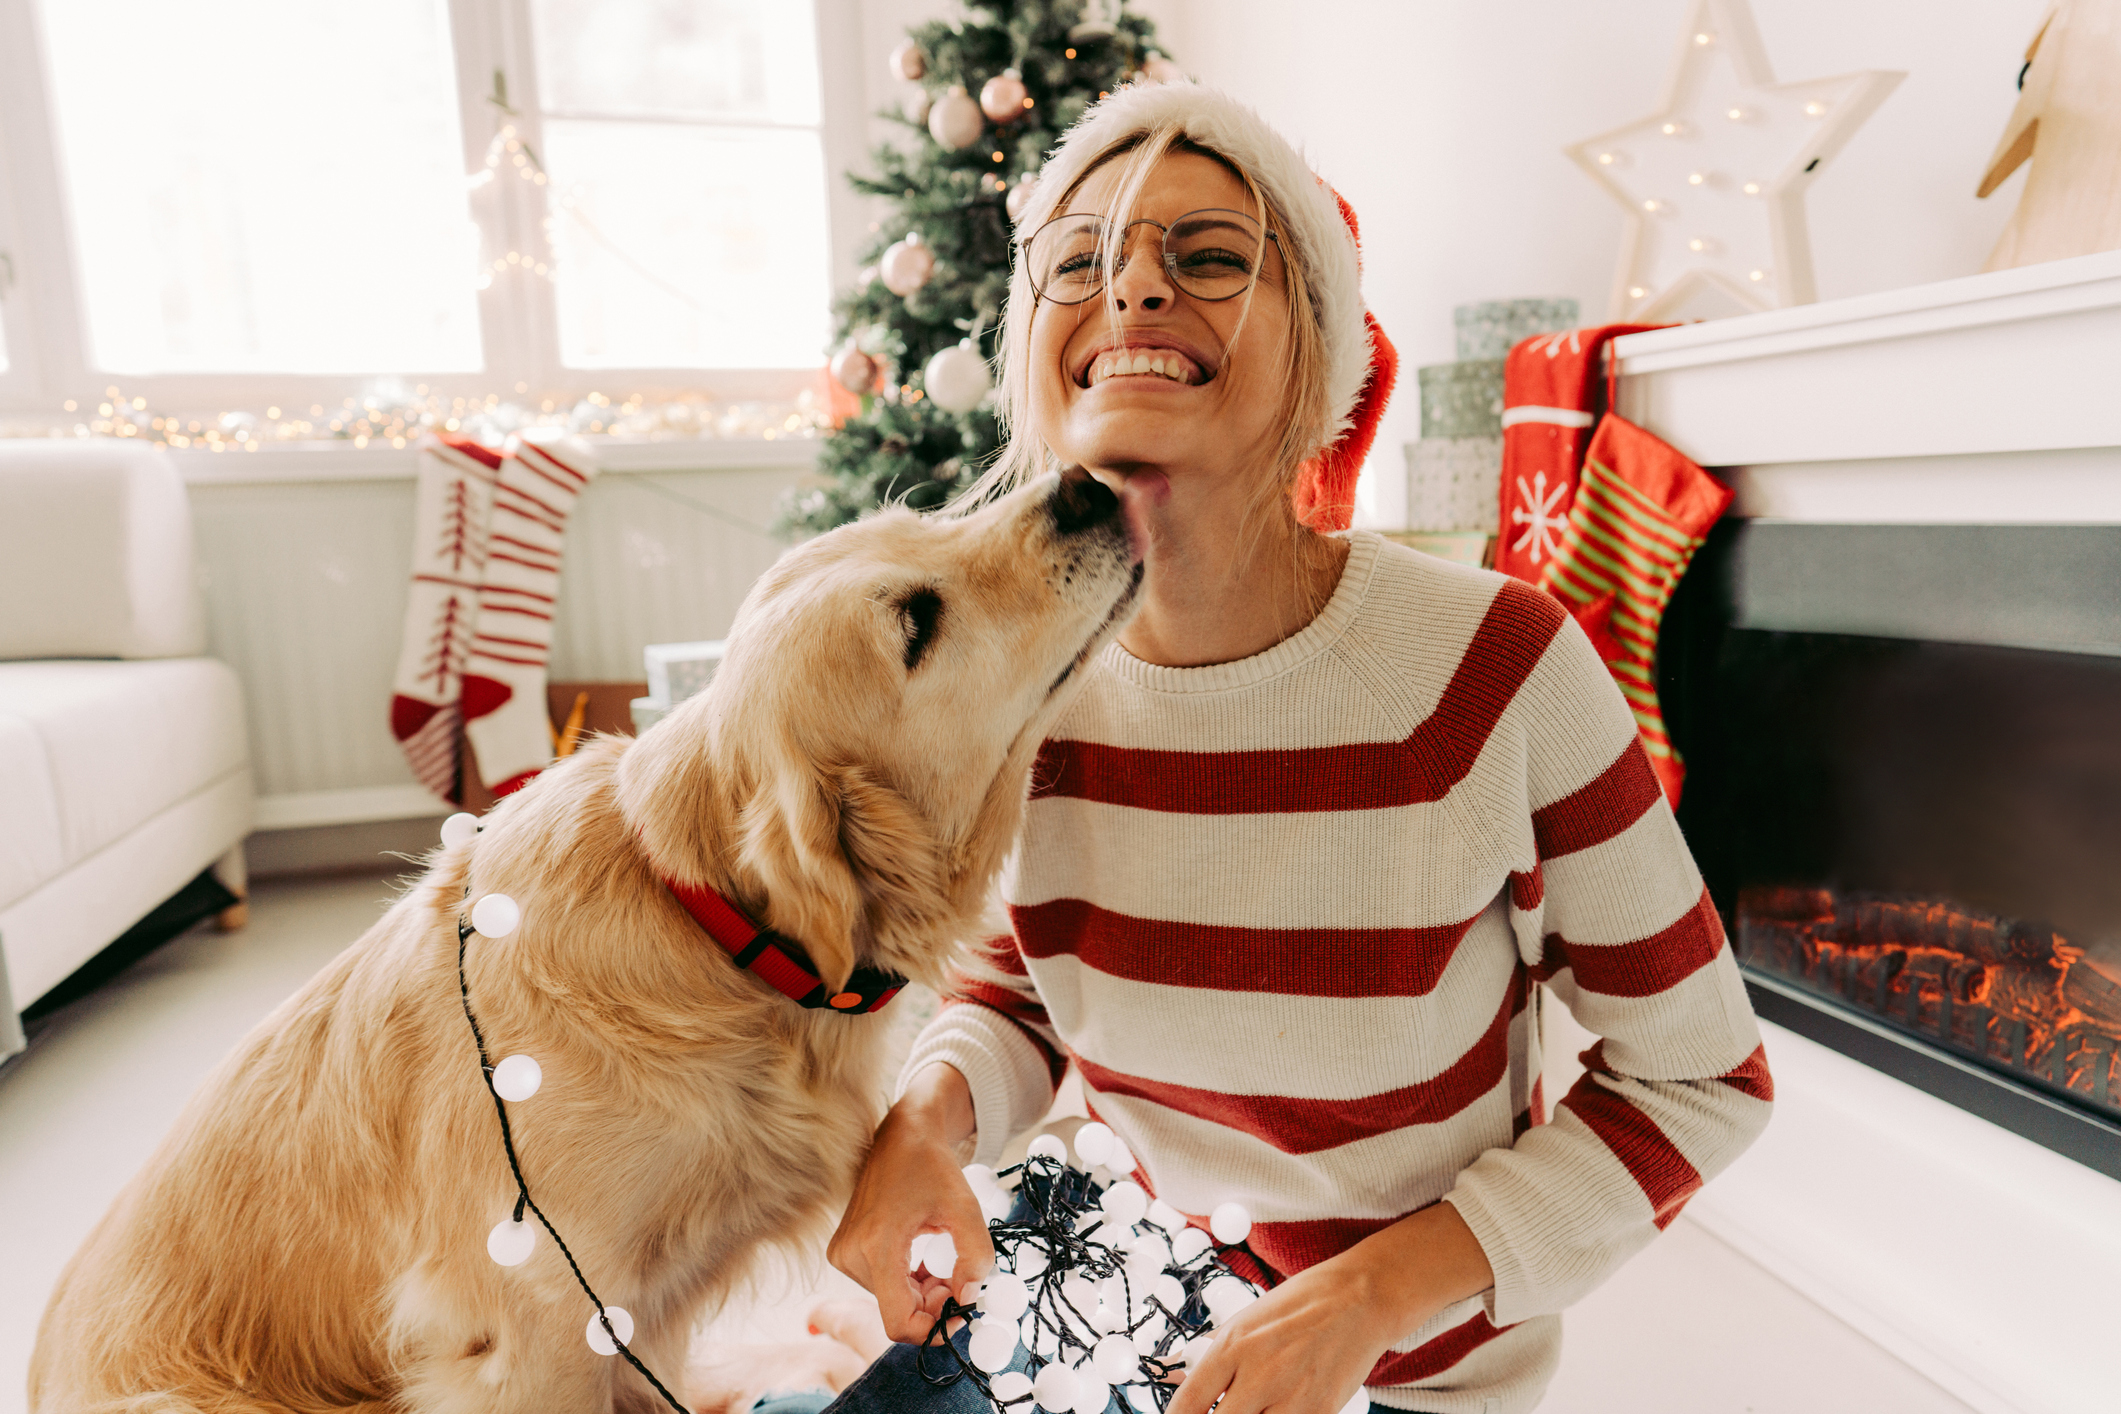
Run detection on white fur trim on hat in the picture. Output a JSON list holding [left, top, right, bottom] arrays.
[[1018, 82, 1370, 455]]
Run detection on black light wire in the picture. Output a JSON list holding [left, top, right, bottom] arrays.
[[456, 917, 690, 1413]]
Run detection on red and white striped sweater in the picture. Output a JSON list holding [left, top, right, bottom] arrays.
[[900, 531, 1772, 1413]]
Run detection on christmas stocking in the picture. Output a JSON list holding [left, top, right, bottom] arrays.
[[460, 434, 599, 798], [1537, 414, 1732, 807], [390, 437, 503, 804], [1493, 324, 1663, 583]]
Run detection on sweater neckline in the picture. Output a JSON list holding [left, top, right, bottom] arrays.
[[1098, 530, 1381, 695]]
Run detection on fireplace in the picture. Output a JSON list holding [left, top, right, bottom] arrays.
[[1665, 521, 2121, 1178]]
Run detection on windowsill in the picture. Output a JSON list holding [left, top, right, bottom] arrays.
[[171, 433, 823, 485]]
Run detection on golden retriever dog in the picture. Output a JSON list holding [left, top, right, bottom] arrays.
[[31, 468, 1142, 1414]]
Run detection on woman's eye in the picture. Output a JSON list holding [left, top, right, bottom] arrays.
[[899, 587, 943, 670], [1178, 247, 1251, 274]]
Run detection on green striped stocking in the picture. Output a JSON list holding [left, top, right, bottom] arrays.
[[1538, 414, 1732, 806]]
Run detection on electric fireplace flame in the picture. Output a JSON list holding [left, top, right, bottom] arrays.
[[1738, 886, 2121, 1118]]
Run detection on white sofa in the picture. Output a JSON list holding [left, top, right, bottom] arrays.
[[0, 440, 253, 1055]]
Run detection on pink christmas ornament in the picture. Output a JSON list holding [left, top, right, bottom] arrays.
[[1006, 173, 1041, 223], [981, 69, 1029, 121], [830, 346, 879, 394], [928, 85, 984, 151], [880, 233, 934, 297], [889, 40, 925, 82]]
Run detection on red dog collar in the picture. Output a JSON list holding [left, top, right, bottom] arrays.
[[659, 875, 906, 1014]]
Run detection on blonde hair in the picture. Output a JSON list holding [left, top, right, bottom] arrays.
[[962, 120, 1335, 556]]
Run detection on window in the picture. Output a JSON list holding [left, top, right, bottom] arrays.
[[0, 0, 846, 414]]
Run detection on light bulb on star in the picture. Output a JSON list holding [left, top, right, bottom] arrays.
[[1563, 0, 1901, 320]]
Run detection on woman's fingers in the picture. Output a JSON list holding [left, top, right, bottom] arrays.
[[1163, 1335, 1235, 1414]]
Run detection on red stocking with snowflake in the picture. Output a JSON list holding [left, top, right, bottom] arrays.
[[389, 437, 502, 804]]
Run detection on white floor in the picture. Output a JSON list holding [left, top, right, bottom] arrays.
[[0, 875, 1980, 1414]]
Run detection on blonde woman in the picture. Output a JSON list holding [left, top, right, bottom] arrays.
[[819, 83, 1772, 1414]]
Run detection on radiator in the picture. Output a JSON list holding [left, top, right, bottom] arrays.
[[182, 445, 813, 828]]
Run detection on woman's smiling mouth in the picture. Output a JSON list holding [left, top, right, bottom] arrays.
[[1085, 348, 1205, 388]]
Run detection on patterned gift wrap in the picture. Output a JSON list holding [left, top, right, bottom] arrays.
[[1404, 434, 1503, 532], [1452, 298, 1580, 361], [1416, 359, 1506, 440]]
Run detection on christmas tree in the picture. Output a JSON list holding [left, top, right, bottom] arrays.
[[778, 0, 1177, 537]]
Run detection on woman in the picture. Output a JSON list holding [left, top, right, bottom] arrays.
[[822, 83, 1772, 1414]]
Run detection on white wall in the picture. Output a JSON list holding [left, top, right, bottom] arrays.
[[847, 0, 2048, 525]]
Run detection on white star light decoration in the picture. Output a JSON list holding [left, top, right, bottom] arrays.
[[1566, 0, 1903, 322]]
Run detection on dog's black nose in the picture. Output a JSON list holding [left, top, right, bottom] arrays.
[[1049, 465, 1120, 536]]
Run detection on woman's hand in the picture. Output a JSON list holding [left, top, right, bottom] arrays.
[[826, 1063, 995, 1344], [1166, 1202, 1495, 1414]]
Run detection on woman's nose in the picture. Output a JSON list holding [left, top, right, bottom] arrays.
[[1110, 233, 1174, 312]]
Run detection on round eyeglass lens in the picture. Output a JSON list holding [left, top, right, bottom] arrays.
[[1024, 208, 1266, 304]]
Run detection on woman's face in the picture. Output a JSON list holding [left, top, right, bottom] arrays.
[[1023, 150, 1291, 489]]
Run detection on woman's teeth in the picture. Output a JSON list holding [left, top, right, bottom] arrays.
[[1087, 349, 1199, 388]]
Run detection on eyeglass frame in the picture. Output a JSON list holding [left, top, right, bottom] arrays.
[[1019, 207, 1282, 307]]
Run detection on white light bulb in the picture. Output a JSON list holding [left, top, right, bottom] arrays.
[[1804, 100, 1828, 117], [908, 1232, 932, 1272], [1132, 1316, 1169, 1355], [1660, 120, 1691, 138], [1073, 1121, 1113, 1167], [487, 1217, 535, 1266], [970, 1321, 1018, 1373], [978, 1184, 1013, 1223], [1749, 269, 1768, 282], [1687, 171, 1707, 186], [1171, 1226, 1214, 1264], [1070, 1368, 1111, 1414], [1726, 106, 1752, 123], [1101, 1181, 1148, 1229], [963, 1162, 998, 1189], [1091, 1301, 1123, 1332], [1742, 181, 1763, 195], [1012, 1246, 1049, 1280], [1060, 1273, 1098, 1316], [1694, 30, 1714, 44], [1145, 1198, 1185, 1232], [1103, 1139, 1133, 1176], [1209, 1202, 1252, 1244], [983, 1270, 1031, 1322], [1340, 1387, 1371, 1414], [472, 892, 520, 938], [1628, 285, 1649, 299], [924, 1231, 958, 1279], [1093, 1331, 1138, 1383], [1640, 198, 1663, 213], [1033, 1360, 1079, 1412], [491, 1054, 542, 1102], [1596, 151, 1616, 165], [585, 1305, 634, 1355], [440, 812, 480, 848], [1202, 1275, 1255, 1321], [1125, 1238, 1167, 1282], [1152, 1274, 1186, 1311], [991, 1370, 1034, 1404], [1026, 1133, 1068, 1164]]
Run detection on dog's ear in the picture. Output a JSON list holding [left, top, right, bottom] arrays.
[[737, 756, 943, 990]]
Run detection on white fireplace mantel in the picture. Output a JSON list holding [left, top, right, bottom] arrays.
[[1607, 254, 2121, 1414], [1613, 248, 2121, 524]]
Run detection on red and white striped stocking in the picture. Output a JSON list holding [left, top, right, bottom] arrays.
[[389, 437, 502, 804], [460, 434, 598, 797]]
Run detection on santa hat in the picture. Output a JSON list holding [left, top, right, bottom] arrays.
[[1019, 81, 1397, 533]]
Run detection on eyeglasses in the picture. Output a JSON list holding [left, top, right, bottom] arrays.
[[1021, 207, 1277, 306]]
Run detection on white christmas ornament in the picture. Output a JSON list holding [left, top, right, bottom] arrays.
[[491, 1054, 542, 1101], [1025, 1133, 1069, 1164], [585, 1305, 634, 1355], [440, 812, 479, 848], [880, 233, 935, 297], [486, 1217, 535, 1266], [1564, 0, 1902, 321], [1209, 1201, 1252, 1245], [981, 69, 1029, 122], [1032, 1360, 1078, 1412], [471, 892, 520, 938], [1073, 1121, 1113, 1167], [923, 340, 992, 413], [928, 85, 985, 151]]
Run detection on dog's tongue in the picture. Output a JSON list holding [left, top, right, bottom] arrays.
[[1117, 471, 1168, 562]]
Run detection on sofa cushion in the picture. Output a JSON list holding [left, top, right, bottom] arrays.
[[0, 712, 64, 912], [0, 440, 205, 660], [0, 659, 248, 908]]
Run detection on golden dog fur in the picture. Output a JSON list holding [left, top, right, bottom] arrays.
[[31, 471, 1140, 1414]]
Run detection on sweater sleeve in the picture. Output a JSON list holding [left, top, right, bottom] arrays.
[[1441, 607, 1774, 1326], [896, 931, 1069, 1169]]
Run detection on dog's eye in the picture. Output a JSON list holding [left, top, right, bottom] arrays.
[[898, 587, 943, 670]]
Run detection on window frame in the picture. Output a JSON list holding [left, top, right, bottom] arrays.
[[0, 0, 865, 419]]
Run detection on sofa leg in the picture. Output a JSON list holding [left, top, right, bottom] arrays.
[[212, 843, 249, 931]]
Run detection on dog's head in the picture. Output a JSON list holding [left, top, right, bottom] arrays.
[[622, 468, 1142, 991]]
